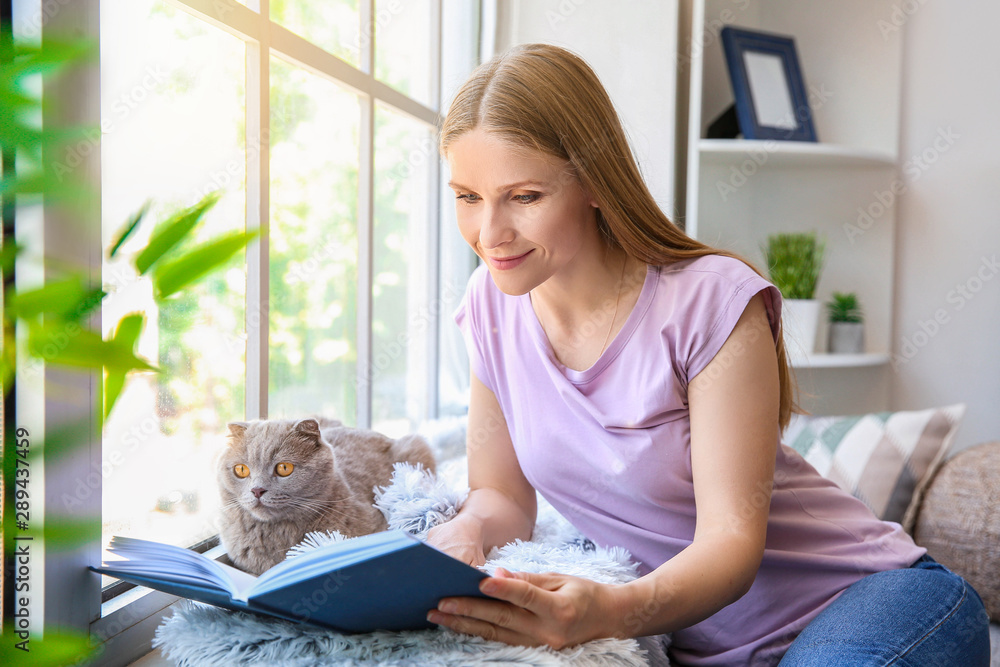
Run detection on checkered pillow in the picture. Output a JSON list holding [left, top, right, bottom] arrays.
[[784, 404, 966, 530]]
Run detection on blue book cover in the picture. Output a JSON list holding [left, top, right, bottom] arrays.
[[93, 531, 489, 632]]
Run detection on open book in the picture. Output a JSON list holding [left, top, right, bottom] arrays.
[[93, 530, 488, 632]]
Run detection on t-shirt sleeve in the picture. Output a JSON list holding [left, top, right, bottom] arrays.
[[453, 265, 497, 393], [678, 258, 782, 384]]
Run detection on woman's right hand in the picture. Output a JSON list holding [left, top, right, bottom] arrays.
[[426, 513, 488, 567]]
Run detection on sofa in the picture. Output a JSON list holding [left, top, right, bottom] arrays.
[[784, 405, 999, 664]]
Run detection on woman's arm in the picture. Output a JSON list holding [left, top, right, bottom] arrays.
[[428, 293, 780, 646], [426, 372, 537, 565], [610, 291, 779, 636]]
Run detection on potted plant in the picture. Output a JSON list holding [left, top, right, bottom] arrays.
[[762, 232, 825, 360], [826, 292, 865, 354]]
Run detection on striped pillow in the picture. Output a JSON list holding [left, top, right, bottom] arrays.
[[784, 404, 966, 530]]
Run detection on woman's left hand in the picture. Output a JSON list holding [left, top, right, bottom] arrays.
[[427, 568, 625, 649]]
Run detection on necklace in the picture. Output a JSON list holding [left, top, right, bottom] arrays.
[[599, 253, 628, 357]]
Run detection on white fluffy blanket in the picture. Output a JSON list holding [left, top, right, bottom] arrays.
[[153, 461, 669, 666]]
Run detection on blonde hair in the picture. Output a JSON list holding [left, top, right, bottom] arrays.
[[441, 43, 798, 430]]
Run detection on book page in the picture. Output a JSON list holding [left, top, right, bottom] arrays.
[[104, 536, 252, 597]]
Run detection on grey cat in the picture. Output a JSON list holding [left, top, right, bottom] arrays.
[[217, 416, 435, 575]]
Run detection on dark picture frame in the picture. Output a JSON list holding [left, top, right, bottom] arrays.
[[719, 26, 817, 142]]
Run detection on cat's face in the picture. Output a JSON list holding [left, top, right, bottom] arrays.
[[217, 418, 335, 522]]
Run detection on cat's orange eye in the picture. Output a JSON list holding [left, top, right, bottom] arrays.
[[233, 464, 250, 479], [275, 462, 294, 477]]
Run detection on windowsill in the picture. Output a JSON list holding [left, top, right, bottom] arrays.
[[94, 544, 229, 666], [126, 648, 172, 666]]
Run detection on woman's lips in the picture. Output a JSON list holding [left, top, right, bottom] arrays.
[[488, 249, 533, 271]]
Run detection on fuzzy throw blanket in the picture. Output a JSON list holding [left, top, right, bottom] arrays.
[[153, 461, 670, 666]]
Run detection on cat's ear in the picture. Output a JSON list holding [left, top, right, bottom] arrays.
[[227, 422, 249, 443], [293, 418, 321, 440]]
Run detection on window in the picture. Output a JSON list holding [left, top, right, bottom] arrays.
[[10, 0, 482, 660]]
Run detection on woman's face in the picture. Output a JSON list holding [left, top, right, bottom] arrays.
[[446, 128, 601, 296]]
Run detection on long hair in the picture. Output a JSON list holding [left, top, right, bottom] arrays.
[[440, 43, 798, 431]]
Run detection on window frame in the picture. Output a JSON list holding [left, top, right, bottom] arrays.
[[9, 0, 482, 663]]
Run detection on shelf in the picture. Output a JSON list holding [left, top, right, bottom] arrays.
[[790, 353, 891, 369], [698, 139, 897, 170]]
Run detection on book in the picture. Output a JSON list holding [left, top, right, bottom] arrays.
[[93, 530, 489, 633]]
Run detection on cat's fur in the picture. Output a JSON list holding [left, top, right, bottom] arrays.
[[217, 416, 435, 575]]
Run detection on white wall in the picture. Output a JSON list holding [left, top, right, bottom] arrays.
[[496, 1, 1000, 451], [892, 0, 1000, 452], [496, 0, 679, 218]]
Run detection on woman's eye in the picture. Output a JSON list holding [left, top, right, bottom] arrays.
[[456, 193, 480, 203], [233, 464, 250, 479], [513, 193, 541, 204], [275, 462, 294, 477]]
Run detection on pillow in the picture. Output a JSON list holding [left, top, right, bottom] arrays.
[[784, 404, 966, 530]]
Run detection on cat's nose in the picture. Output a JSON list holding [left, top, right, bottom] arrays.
[[251, 487, 267, 499]]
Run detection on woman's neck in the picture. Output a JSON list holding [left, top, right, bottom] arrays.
[[530, 246, 641, 326], [529, 247, 647, 370]]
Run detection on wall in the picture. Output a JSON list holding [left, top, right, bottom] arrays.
[[496, 0, 679, 217], [892, 0, 1000, 452], [497, 1, 1000, 452]]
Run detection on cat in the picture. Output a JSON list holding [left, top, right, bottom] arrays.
[[217, 416, 435, 575]]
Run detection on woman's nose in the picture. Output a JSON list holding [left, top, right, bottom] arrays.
[[478, 205, 515, 249]]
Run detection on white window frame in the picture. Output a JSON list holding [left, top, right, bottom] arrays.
[[12, 0, 483, 663]]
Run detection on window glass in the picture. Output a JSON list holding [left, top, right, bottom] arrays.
[[100, 0, 246, 565], [371, 104, 433, 436], [375, 0, 433, 108], [270, 0, 361, 68], [268, 57, 360, 422]]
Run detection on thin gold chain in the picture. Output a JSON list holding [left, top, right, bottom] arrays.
[[599, 253, 628, 357]]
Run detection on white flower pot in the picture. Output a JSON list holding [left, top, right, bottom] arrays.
[[782, 299, 820, 361], [828, 321, 865, 354]]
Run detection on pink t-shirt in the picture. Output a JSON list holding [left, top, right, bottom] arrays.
[[455, 255, 924, 666]]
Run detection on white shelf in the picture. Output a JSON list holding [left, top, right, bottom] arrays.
[[698, 139, 896, 169], [791, 353, 891, 369]]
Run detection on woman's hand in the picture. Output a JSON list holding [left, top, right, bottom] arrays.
[[427, 568, 626, 649], [426, 514, 488, 567]]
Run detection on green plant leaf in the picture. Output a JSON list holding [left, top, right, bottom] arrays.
[[0, 169, 93, 204], [762, 232, 825, 300], [134, 193, 221, 275], [0, 241, 23, 276], [108, 201, 150, 259], [1, 39, 96, 82], [0, 627, 98, 666], [152, 229, 258, 300], [42, 517, 103, 551], [7, 276, 105, 321], [26, 322, 159, 374], [103, 314, 145, 420]]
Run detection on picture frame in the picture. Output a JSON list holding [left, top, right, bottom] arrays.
[[719, 26, 817, 142]]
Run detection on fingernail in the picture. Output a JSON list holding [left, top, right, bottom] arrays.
[[439, 600, 457, 613], [427, 611, 442, 624], [481, 579, 497, 595]]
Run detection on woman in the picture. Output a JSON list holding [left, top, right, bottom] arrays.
[[425, 43, 989, 666]]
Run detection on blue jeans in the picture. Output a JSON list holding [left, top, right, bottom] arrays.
[[778, 554, 991, 666]]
